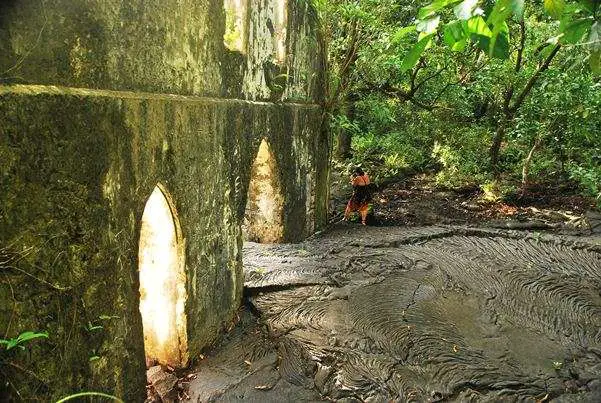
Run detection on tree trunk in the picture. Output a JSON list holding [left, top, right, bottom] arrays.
[[335, 93, 358, 160], [335, 131, 352, 160], [490, 116, 507, 176], [489, 43, 561, 178], [521, 134, 543, 195]]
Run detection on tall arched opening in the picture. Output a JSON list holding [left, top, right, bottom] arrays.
[[224, 0, 248, 52], [273, 0, 288, 63], [244, 139, 285, 243], [138, 185, 188, 367]]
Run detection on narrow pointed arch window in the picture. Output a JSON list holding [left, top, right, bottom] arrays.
[[273, 0, 287, 63], [138, 185, 188, 367], [244, 139, 285, 243], [224, 0, 248, 53]]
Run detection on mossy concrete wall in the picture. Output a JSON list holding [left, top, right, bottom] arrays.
[[0, 0, 325, 102], [0, 0, 328, 401]]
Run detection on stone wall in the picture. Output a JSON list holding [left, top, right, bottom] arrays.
[[0, 0, 328, 400], [0, 0, 325, 101]]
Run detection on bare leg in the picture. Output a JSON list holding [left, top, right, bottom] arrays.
[[360, 205, 368, 225], [344, 201, 352, 221]]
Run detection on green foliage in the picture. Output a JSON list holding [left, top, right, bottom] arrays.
[[431, 127, 491, 188], [321, 0, 600, 205], [401, 33, 434, 72], [85, 321, 104, 332], [480, 180, 518, 201], [0, 331, 48, 351], [569, 164, 601, 204], [509, 69, 601, 192], [351, 130, 431, 179], [343, 94, 437, 181], [544, 0, 566, 20], [401, 0, 600, 71]]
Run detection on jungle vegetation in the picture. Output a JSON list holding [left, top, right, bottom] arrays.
[[316, 0, 601, 204]]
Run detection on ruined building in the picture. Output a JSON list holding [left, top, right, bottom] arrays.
[[0, 0, 328, 400]]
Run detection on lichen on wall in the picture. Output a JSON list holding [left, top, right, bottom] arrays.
[[283, 0, 326, 102], [0, 0, 325, 103], [0, 0, 224, 96], [241, 0, 325, 103]]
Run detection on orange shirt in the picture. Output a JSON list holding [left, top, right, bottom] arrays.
[[351, 174, 370, 186]]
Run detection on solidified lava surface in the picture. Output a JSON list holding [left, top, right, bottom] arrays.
[[187, 225, 601, 402]]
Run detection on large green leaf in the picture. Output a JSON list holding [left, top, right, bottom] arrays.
[[400, 33, 434, 73], [510, 0, 525, 19], [466, 16, 492, 37], [473, 29, 510, 58], [512, 0, 525, 15], [487, 0, 513, 58], [453, 0, 478, 20], [560, 17, 593, 44], [392, 25, 417, 44], [487, 0, 514, 26], [544, 0, 565, 20], [444, 20, 468, 50], [416, 16, 441, 34], [418, 0, 463, 20], [491, 30, 511, 58]]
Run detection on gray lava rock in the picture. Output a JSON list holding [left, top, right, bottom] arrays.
[[147, 366, 177, 402]]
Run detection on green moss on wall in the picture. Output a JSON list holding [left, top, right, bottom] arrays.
[[0, 87, 327, 400], [0, 0, 328, 400]]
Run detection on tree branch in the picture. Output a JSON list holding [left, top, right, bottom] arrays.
[[412, 65, 447, 94], [515, 19, 526, 73], [510, 44, 561, 112], [326, 19, 362, 110], [409, 59, 426, 91], [381, 83, 436, 111], [503, 87, 514, 114]]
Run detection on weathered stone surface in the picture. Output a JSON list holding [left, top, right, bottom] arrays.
[[147, 366, 178, 402], [585, 210, 601, 233], [0, 0, 327, 401], [240, 225, 601, 402], [0, 87, 327, 400], [0, 0, 325, 102]]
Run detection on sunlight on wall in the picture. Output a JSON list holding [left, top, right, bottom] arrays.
[[224, 0, 247, 52], [274, 0, 288, 63], [138, 185, 188, 367], [244, 139, 284, 243]]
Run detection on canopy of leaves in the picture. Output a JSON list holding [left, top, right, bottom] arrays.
[[316, 0, 601, 203]]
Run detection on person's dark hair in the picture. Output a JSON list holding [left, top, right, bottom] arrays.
[[353, 167, 364, 176]]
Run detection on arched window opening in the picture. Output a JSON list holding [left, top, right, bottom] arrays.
[[244, 139, 284, 243], [273, 0, 287, 63], [138, 185, 188, 367], [224, 0, 247, 53]]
